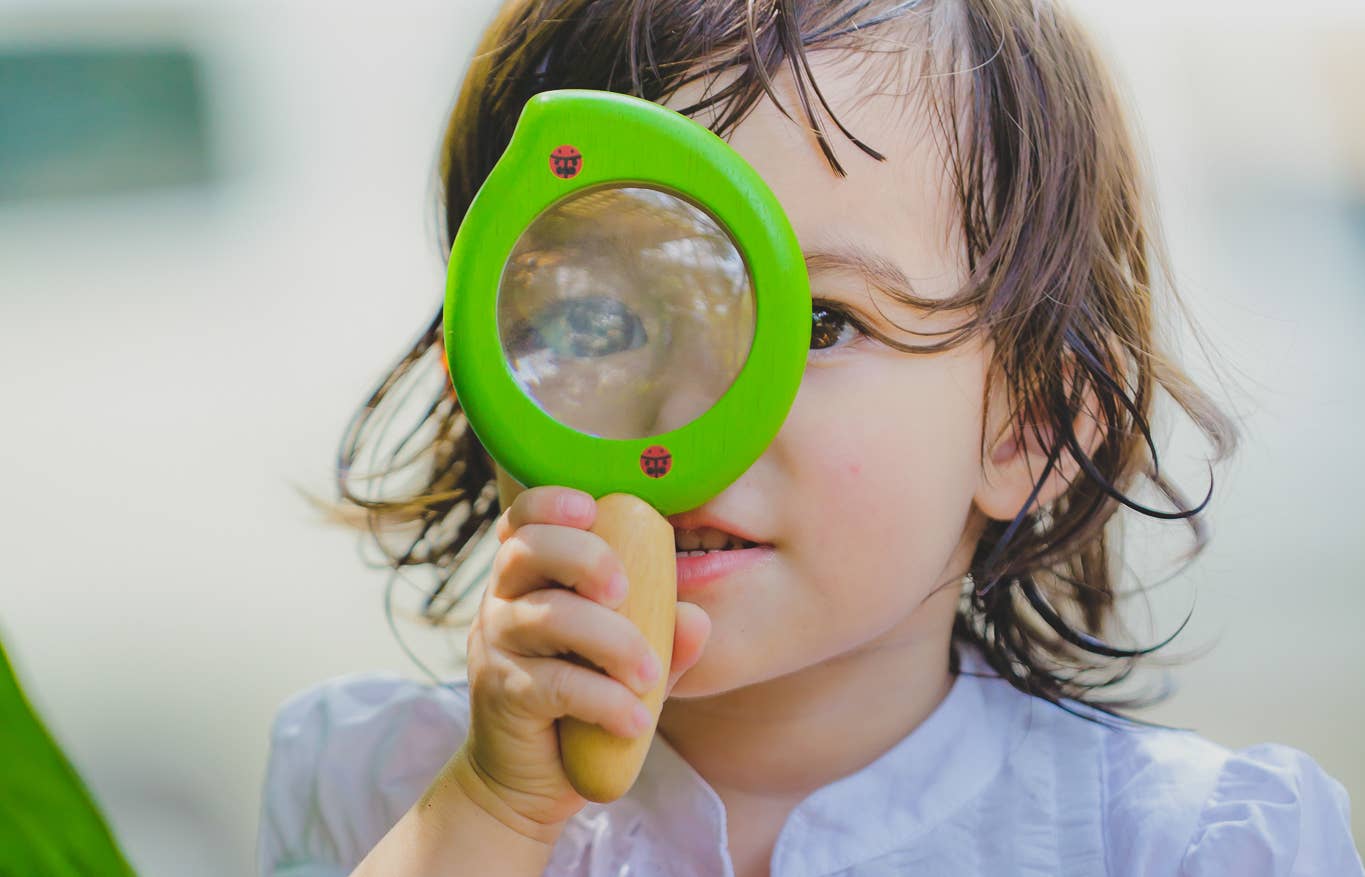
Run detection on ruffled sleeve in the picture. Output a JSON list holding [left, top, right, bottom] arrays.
[[255, 674, 471, 877], [1179, 743, 1363, 876]]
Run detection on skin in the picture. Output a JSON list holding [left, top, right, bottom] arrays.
[[485, 47, 1103, 877]]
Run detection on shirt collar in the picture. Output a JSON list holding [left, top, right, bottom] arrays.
[[621, 642, 1028, 877]]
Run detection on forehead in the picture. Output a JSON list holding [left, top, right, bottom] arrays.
[[659, 48, 966, 301]]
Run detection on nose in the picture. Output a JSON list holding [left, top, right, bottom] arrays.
[[648, 376, 723, 435], [645, 309, 752, 434]]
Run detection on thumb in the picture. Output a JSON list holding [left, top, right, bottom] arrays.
[[664, 601, 711, 697]]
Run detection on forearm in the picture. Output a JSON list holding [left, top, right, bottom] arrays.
[[349, 750, 564, 877]]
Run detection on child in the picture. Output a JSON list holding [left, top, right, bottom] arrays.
[[258, 1, 1363, 874]]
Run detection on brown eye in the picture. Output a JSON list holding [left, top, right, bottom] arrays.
[[810, 303, 860, 352]]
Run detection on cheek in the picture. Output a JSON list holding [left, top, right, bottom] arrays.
[[782, 355, 986, 572], [808, 445, 896, 526], [803, 430, 925, 556]]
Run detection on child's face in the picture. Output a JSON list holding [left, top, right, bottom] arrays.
[[649, 50, 998, 698]]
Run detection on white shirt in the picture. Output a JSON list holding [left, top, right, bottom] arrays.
[[257, 644, 1362, 876]]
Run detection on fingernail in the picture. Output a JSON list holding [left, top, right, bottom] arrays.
[[608, 572, 628, 604], [564, 492, 594, 520], [638, 653, 660, 686], [631, 704, 653, 734]]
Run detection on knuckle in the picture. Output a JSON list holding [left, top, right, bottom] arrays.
[[474, 593, 505, 642], [467, 648, 504, 703], [492, 534, 532, 580], [507, 591, 556, 638], [544, 660, 576, 715], [503, 665, 535, 705]]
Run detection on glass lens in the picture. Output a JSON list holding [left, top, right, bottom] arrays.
[[497, 186, 755, 440]]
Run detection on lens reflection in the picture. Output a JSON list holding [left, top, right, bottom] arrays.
[[497, 186, 755, 440]]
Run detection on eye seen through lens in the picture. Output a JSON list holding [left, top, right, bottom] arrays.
[[503, 295, 649, 360]]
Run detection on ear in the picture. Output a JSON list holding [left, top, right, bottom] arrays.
[[973, 357, 1107, 523]]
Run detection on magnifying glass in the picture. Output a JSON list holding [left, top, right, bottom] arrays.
[[444, 89, 809, 802]]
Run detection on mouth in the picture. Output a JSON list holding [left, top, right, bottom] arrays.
[[673, 526, 763, 556], [672, 524, 775, 593]]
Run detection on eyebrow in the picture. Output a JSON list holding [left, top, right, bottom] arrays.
[[802, 244, 944, 313]]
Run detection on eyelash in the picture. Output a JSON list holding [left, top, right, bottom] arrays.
[[809, 300, 869, 355]]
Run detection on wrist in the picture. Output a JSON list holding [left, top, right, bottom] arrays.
[[444, 748, 568, 848]]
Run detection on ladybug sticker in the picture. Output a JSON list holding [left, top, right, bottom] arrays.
[[549, 145, 583, 179], [639, 445, 672, 478]]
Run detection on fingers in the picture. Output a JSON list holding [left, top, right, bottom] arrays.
[[482, 482, 706, 737], [501, 654, 653, 740], [492, 486, 623, 608], [492, 523, 626, 607], [491, 587, 662, 698], [496, 486, 596, 543]]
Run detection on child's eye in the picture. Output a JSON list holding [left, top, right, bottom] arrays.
[[505, 296, 649, 359], [810, 301, 865, 353]]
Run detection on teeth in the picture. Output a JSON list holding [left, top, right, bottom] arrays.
[[675, 526, 760, 553], [676, 527, 745, 552], [700, 528, 728, 551], [674, 538, 757, 555], [675, 547, 744, 557]]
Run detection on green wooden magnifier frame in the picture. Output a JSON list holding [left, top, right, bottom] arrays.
[[443, 89, 809, 517]]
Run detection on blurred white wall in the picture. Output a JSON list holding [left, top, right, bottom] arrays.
[[0, 1, 1361, 874]]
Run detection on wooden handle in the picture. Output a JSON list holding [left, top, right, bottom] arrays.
[[561, 493, 676, 802]]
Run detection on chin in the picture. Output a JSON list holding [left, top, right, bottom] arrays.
[[663, 666, 727, 701], [664, 647, 753, 700], [665, 643, 803, 702]]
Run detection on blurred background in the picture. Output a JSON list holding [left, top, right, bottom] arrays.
[[1, 0, 1361, 873]]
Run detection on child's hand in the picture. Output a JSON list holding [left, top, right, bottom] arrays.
[[456, 485, 711, 831]]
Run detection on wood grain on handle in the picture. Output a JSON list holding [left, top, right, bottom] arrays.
[[560, 493, 676, 802]]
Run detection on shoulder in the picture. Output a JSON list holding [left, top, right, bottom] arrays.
[[1175, 741, 1361, 876], [268, 671, 470, 753], [1089, 714, 1362, 876], [257, 673, 471, 877]]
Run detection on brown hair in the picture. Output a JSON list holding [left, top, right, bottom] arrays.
[[317, 0, 1241, 722]]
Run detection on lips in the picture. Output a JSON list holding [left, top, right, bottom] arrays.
[[665, 511, 768, 548], [674, 542, 774, 593]]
